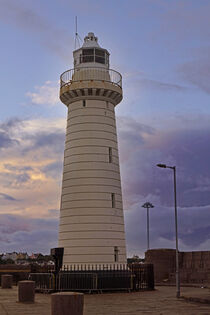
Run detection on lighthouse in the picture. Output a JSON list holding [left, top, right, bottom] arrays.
[[58, 32, 126, 266]]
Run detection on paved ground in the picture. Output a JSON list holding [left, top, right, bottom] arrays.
[[0, 286, 210, 315]]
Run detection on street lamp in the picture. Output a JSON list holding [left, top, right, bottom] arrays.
[[142, 202, 154, 251], [156, 163, 180, 298]]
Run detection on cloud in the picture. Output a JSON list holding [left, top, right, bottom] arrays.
[[179, 59, 210, 94], [26, 81, 60, 106], [0, 114, 210, 256], [0, 131, 18, 149], [4, 164, 32, 172], [0, 193, 17, 201], [123, 71, 187, 93], [0, 117, 65, 219], [42, 161, 63, 179], [0, 214, 58, 254], [116, 116, 210, 256], [118, 118, 210, 208], [132, 1, 210, 96], [125, 1, 210, 99], [134, 78, 186, 92], [116, 116, 155, 164], [139, 1, 210, 46], [0, 117, 65, 155], [0, 118, 25, 149], [32, 131, 65, 152], [160, 2, 210, 42], [0, 0, 73, 60], [48, 209, 60, 217]]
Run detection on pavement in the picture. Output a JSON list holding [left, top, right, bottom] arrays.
[[0, 286, 210, 315]]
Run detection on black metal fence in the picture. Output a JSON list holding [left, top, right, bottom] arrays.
[[29, 263, 154, 293], [29, 273, 55, 292]]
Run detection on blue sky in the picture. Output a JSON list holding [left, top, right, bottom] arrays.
[[1, 0, 210, 257]]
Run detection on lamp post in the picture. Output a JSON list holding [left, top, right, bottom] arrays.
[[142, 202, 154, 251], [156, 163, 180, 298]]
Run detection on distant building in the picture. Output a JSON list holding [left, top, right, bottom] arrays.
[[2, 252, 18, 261], [29, 253, 41, 260], [16, 252, 28, 260]]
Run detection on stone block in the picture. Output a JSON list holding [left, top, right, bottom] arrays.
[[18, 280, 35, 303], [1, 275, 13, 288], [51, 292, 84, 315]]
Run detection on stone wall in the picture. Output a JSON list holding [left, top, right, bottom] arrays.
[[0, 265, 30, 285], [145, 249, 210, 284], [145, 249, 176, 282]]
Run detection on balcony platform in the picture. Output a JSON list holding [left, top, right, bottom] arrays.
[[60, 67, 123, 106]]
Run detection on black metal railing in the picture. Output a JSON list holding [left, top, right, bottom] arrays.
[[29, 273, 55, 292], [57, 272, 97, 291], [60, 67, 122, 89], [29, 263, 154, 293]]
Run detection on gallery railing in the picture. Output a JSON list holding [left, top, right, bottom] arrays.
[[60, 67, 122, 89]]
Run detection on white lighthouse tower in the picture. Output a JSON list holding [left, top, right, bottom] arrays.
[[58, 32, 126, 266]]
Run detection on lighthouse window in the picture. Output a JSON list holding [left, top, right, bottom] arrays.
[[111, 193, 115, 208], [83, 100, 86, 107], [114, 246, 119, 262], [83, 49, 93, 55], [82, 49, 94, 63], [106, 53, 109, 65], [80, 48, 107, 64], [109, 147, 112, 163], [95, 49, 105, 64]]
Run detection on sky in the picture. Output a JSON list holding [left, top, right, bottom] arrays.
[[0, 0, 210, 257]]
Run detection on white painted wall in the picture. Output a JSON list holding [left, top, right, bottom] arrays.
[[58, 99, 126, 265]]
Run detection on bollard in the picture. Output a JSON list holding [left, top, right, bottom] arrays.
[[1, 275, 13, 289], [18, 280, 35, 303], [51, 292, 84, 315]]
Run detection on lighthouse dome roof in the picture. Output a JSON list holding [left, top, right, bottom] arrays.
[[82, 32, 100, 48]]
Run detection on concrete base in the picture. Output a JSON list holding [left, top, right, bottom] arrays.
[[51, 292, 84, 315], [18, 280, 35, 303], [1, 275, 13, 289]]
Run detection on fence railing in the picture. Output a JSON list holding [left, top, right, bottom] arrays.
[[60, 67, 122, 89], [29, 273, 55, 292], [29, 263, 154, 293], [57, 273, 98, 291]]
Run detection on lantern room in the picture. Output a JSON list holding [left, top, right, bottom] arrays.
[[73, 32, 109, 69]]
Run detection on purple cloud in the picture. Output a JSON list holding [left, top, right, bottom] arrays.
[[0, 214, 58, 254], [0, 115, 210, 256], [0, 193, 17, 201], [179, 59, 210, 94], [117, 116, 210, 255], [0, 131, 18, 149]]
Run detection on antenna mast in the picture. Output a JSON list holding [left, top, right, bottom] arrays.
[[74, 16, 82, 49]]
